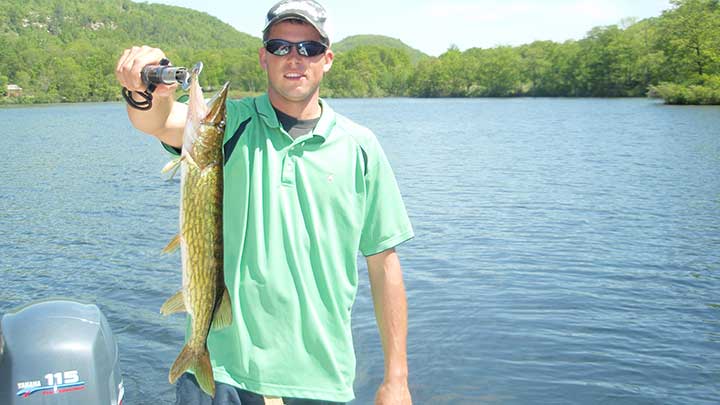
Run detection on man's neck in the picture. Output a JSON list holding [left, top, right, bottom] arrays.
[[268, 91, 322, 120]]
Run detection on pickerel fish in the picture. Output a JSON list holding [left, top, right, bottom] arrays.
[[160, 63, 231, 398]]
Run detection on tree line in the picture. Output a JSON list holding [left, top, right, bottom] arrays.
[[328, 0, 719, 104], [1, 0, 718, 104]]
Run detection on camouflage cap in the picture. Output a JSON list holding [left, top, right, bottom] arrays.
[[263, 0, 331, 45]]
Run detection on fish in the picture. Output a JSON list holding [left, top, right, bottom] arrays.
[[159, 64, 231, 399]]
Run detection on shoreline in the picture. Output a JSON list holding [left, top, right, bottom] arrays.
[[0, 95, 668, 106], [2, 94, 719, 108], [0, 90, 264, 108]]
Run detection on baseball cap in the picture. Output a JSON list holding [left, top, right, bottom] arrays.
[[263, 0, 331, 45]]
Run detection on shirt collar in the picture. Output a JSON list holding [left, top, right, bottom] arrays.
[[255, 93, 336, 139]]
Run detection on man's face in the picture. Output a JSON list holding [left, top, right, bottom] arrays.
[[259, 20, 334, 105]]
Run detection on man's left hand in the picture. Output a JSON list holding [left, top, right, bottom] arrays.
[[375, 379, 412, 405]]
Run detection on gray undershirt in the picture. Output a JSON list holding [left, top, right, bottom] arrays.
[[273, 106, 321, 139]]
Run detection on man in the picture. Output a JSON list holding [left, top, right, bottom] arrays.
[[115, 1, 413, 404]]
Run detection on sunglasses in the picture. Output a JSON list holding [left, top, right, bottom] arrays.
[[264, 39, 328, 57]]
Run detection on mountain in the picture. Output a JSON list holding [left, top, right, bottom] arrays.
[[0, 0, 261, 50], [1, 0, 715, 102], [0, 0, 267, 102], [333, 35, 429, 64], [0, 0, 436, 102]]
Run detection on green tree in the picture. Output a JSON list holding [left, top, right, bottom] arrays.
[[225, 48, 265, 94], [577, 25, 624, 96], [54, 56, 90, 102], [0, 74, 8, 96], [520, 41, 557, 95], [659, 0, 720, 81], [406, 58, 440, 97], [624, 18, 668, 89], [470, 46, 523, 96], [435, 46, 468, 96], [324, 45, 412, 97]]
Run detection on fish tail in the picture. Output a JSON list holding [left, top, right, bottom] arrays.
[[169, 344, 215, 398]]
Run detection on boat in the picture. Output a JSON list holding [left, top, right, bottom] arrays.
[[0, 299, 124, 404]]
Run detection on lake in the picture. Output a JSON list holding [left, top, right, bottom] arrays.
[[1, 98, 719, 404]]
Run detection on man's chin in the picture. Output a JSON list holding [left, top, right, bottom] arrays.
[[269, 82, 320, 104], [280, 89, 318, 103]]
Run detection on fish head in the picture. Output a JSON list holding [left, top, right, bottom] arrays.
[[204, 82, 230, 128]]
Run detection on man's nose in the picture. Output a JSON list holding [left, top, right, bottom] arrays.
[[287, 45, 303, 59]]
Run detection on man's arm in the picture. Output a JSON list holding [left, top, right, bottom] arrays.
[[367, 248, 412, 405], [126, 93, 187, 148], [115, 46, 187, 148]]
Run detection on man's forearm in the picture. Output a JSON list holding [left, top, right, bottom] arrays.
[[367, 248, 409, 381], [127, 95, 185, 148]]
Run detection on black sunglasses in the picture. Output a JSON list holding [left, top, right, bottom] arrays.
[[264, 39, 328, 57]]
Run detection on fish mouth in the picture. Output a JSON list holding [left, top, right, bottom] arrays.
[[203, 82, 230, 126]]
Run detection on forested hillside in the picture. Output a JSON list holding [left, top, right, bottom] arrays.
[[333, 35, 428, 64], [0, 0, 263, 102], [399, 0, 719, 102], [1, 0, 718, 103]]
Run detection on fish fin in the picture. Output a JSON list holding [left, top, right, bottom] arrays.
[[162, 234, 181, 254], [161, 156, 184, 173], [160, 290, 186, 315], [168, 345, 215, 398], [211, 288, 233, 330], [161, 156, 184, 180]]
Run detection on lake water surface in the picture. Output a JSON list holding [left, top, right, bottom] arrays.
[[1, 98, 719, 404]]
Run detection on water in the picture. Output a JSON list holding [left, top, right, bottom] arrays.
[[1, 98, 719, 404]]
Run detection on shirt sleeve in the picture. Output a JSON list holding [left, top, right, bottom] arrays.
[[359, 136, 414, 257], [161, 142, 181, 156]]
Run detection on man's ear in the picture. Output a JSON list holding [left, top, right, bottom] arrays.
[[258, 47, 268, 71], [323, 50, 334, 73]]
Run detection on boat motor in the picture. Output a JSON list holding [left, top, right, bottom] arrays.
[[0, 299, 124, 404]]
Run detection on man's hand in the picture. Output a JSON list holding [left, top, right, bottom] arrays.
[[114, 45, 187, 147], [375, 378, 412, 405], [115, 45, 177, 97]]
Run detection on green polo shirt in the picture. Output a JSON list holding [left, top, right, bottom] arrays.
[[165, 94, 413, 402]]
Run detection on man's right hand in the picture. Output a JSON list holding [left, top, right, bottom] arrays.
[[115, 45, 186, 147], [115, 46, 178, 98]]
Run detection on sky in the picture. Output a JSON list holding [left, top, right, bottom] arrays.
[[146, 0, 673, 56]]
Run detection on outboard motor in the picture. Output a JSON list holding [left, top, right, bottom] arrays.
[[0, 299, 124, 404]]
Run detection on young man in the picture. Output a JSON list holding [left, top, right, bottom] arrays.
[[115, 1, 413, 404]]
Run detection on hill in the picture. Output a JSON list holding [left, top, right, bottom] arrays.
[[0, 0, 265, 102], [0, 0, 260, 50], [1, 0, 716, 103], [333, 35, 428, 64]]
